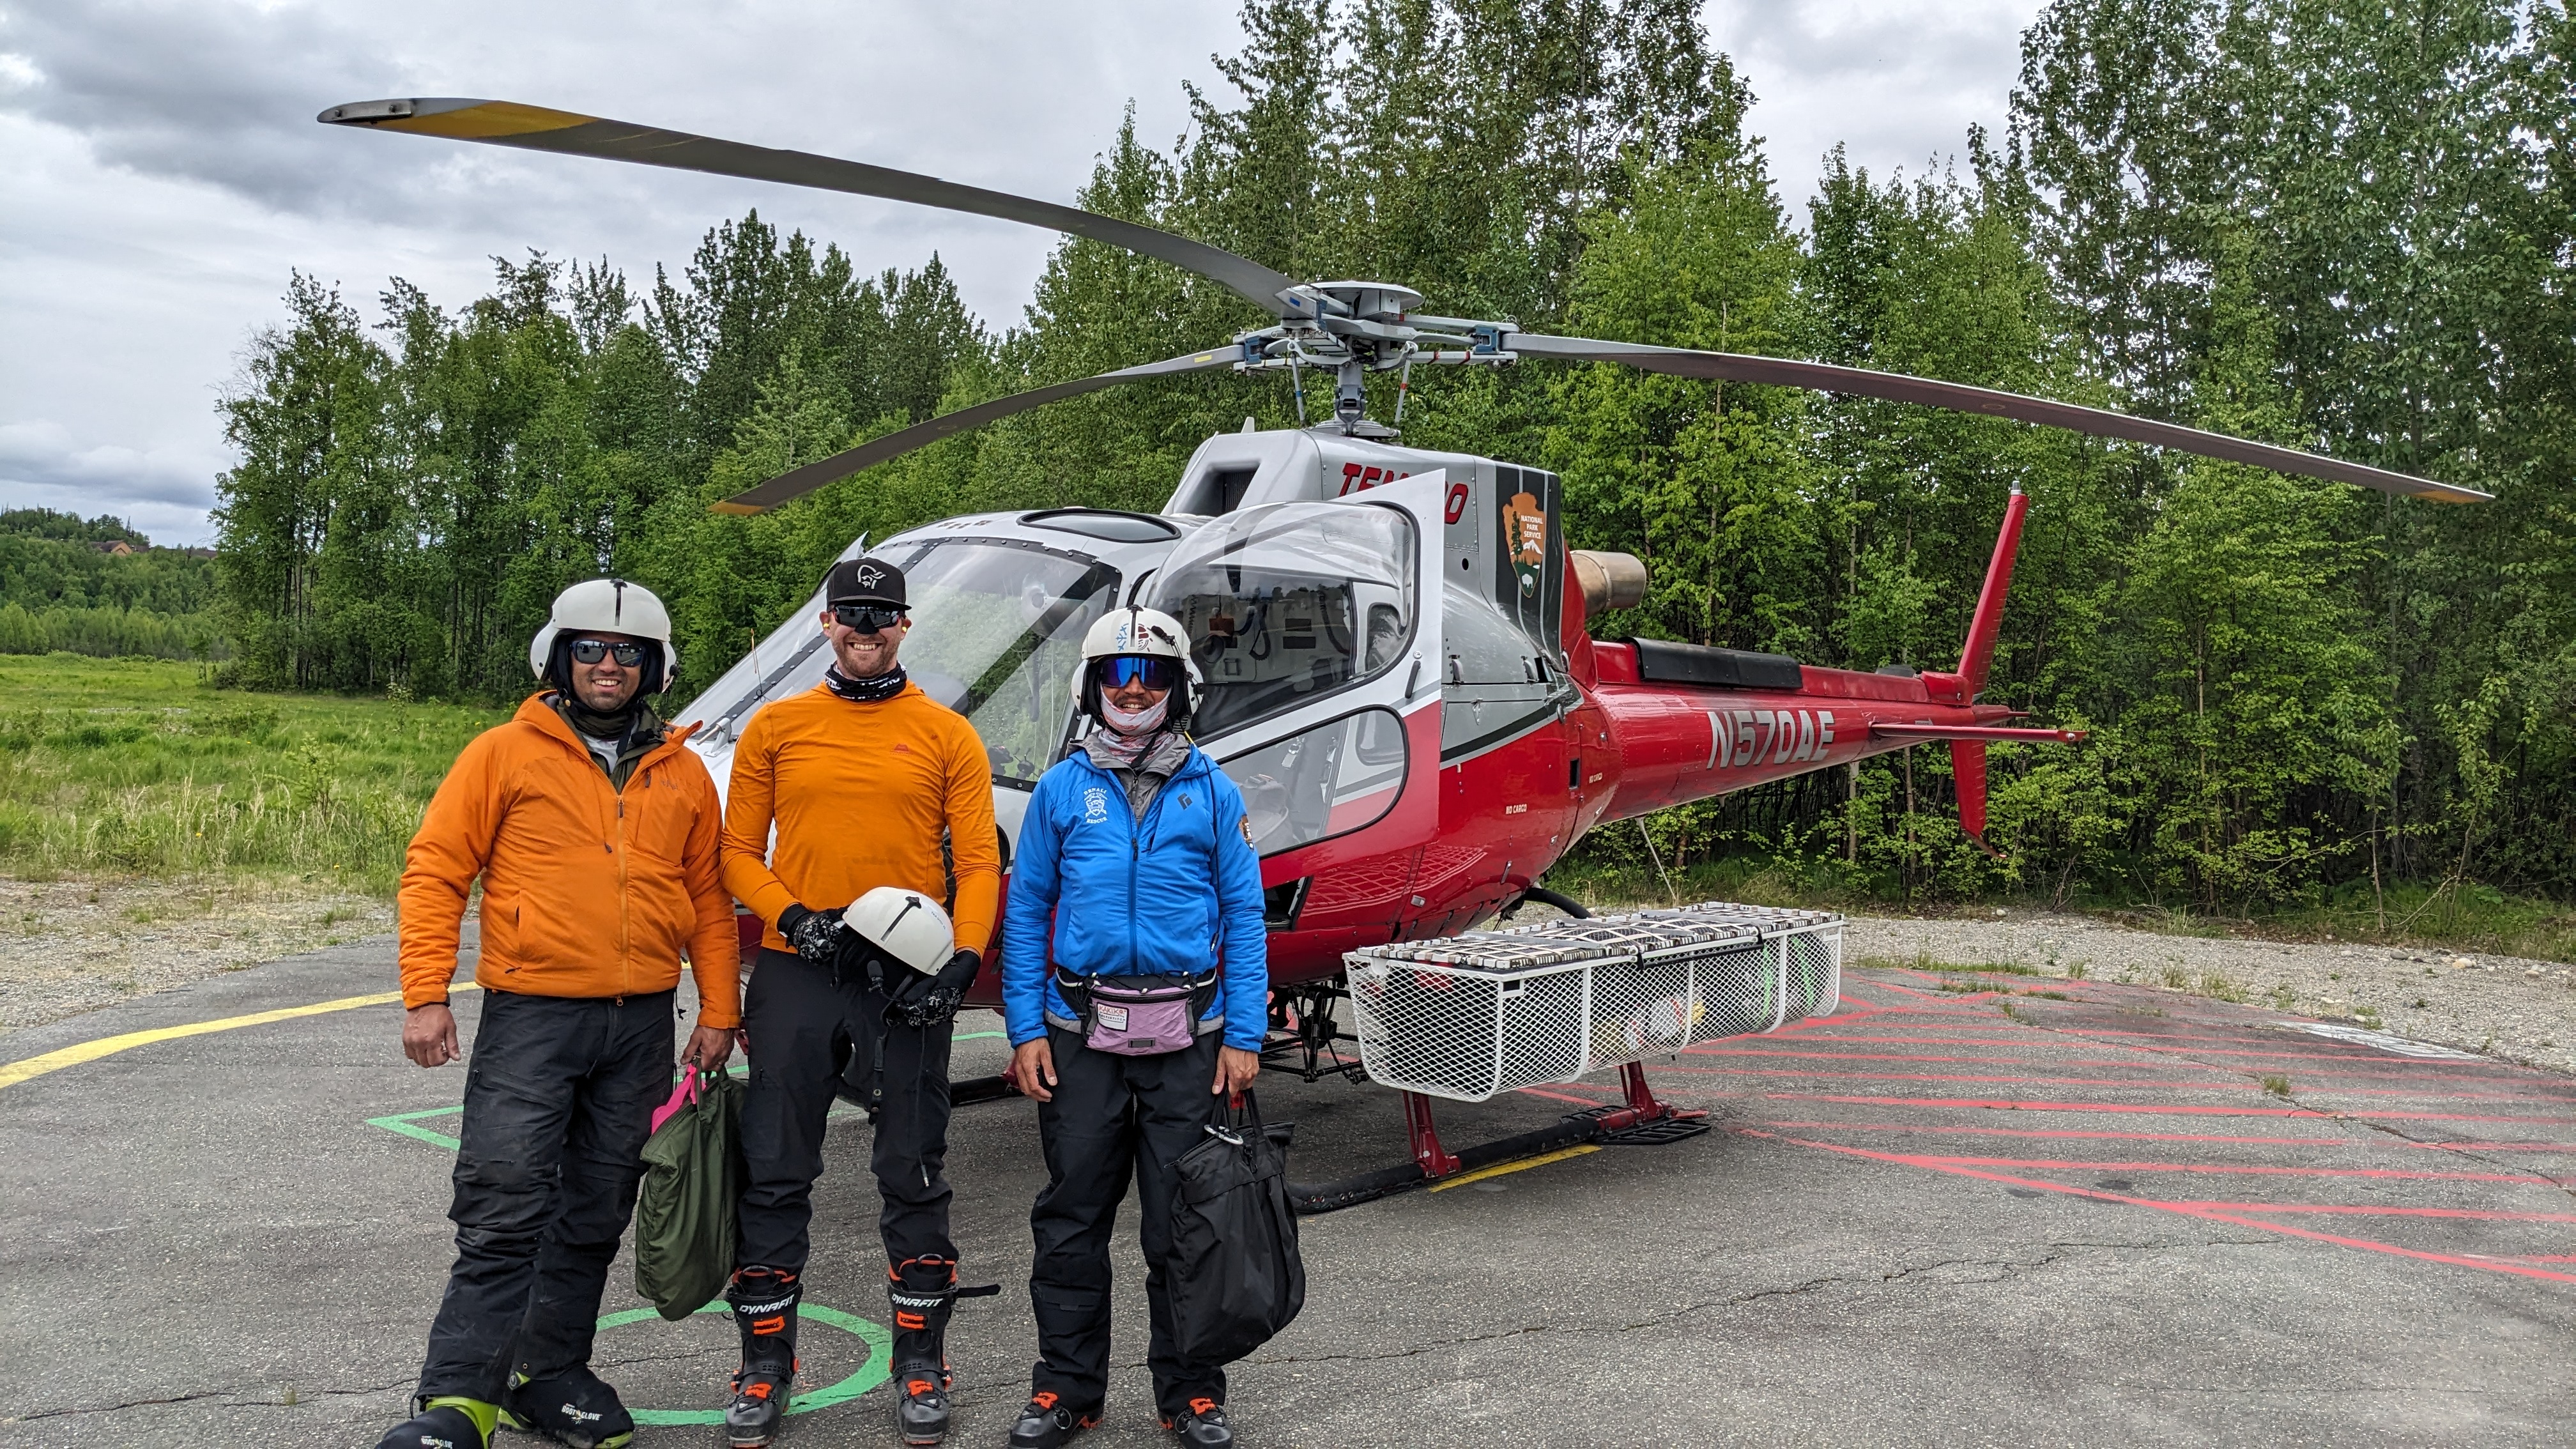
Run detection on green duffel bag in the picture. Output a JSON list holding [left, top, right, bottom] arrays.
[[634, 1064, 744, 1321]]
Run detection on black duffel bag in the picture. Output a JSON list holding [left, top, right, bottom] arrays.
[[1167, 1091, 1305, 1364]]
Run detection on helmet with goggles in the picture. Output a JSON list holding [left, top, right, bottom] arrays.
[[1071, 606, 1200, 727], [527, 578, 678, 693]]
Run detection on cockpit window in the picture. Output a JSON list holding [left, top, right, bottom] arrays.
[[1152, 502, 1417, 740], [881, 539, 1118, 787]]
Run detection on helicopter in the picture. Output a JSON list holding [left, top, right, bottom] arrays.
[[321, 97, 2488, 1201]]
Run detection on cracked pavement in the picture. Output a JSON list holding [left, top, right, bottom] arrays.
[[3, 937, 2572, 1446]]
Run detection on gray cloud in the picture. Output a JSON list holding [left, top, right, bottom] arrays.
[[1, 1, 2042, 545], [1708, 0, 2039, 210], [2, 1, 439, 215], [0, 420, 217, 504]]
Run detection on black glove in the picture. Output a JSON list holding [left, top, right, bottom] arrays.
[[892, 948, 982, 1028], [778, 903, 845, 964]]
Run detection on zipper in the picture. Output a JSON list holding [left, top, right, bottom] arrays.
[[615, 783, 631, 997], [1124, 760, 1140, 974]]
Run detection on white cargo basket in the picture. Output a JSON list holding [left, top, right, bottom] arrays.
[[1340, 903, 1843, 1102]]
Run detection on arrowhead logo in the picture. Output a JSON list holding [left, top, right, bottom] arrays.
[[855, 564, 884, 588]]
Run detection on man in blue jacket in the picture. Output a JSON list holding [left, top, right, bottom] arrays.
[[1001, 606, 1267, 1449]]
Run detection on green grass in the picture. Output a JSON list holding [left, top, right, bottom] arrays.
[[0, 654, 507, 894]]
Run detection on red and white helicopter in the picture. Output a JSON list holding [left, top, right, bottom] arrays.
[[324, 98, 2487, 1202]]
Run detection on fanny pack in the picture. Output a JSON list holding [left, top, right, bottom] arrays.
[[1055, 969, 1220, 1057]]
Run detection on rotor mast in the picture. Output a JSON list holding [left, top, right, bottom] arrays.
[[1239, 282, 1514, 438]]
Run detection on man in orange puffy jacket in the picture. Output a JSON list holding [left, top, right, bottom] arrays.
[[379, 578, 739, 1449]]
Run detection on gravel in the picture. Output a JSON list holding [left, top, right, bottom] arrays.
[[1843, 908, 2576, 1076], [8, 877, 2571, 1081], [0, 875, 393, 1041]]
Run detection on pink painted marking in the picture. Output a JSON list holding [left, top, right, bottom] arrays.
[[1768, 1093, 2564, 1123], [1671, 1062, 2567, 1103], [2167, 1202, 2576, 1223], [1699, 1045, 2548, 1087], [1514, 1085, 1602, 1107], [1745, 1129, 2576, 1286], [1760, 1120, 2576, 1151], [1902, 1154, 2558, 1185]]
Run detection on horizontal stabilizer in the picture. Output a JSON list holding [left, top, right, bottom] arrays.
[[1869, 723, 2086, 744]]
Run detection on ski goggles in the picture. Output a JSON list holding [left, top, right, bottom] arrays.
[[1092, 656, 1182, 691], [831, 604, 908, 634], [567, 638, 648, 667]]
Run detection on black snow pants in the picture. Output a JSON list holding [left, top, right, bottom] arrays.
[[1027, 1027, 1227, 1418], [735, 946, 956, 1275], [417, 987, 674, 1403]]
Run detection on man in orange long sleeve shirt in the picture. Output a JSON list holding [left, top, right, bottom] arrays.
[[717, 555, 1001, 1449], [381, 579, 739, 1449]]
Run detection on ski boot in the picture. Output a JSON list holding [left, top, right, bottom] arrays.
[[1007, 1391, 1102, 1448], [500, 1364, 635, 1448], [723, 1266, 801, 1448], [887, 1255, 963, 1446], [1163, 1398, 1234, 1448], [375, 1397, 494, 1449]]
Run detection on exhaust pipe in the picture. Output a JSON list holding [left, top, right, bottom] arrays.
[[1570, 550, 1647, 619]]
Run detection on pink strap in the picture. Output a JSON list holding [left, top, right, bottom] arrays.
[[651, 1064, 702, 1133]]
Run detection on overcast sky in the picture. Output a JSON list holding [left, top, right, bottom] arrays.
[[0, 0, 2038, 546]]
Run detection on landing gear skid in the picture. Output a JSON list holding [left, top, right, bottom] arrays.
[[1260, 985, 1370, 1084], [1285, 1061, 1709, 1216]]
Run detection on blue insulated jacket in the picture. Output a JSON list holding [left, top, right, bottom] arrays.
[[1002, 742, 1269, 1051]]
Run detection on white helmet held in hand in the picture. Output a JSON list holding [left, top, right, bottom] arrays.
[[527, 578, 680, 693], [1071, 604, 1201, 725], [843, 887, 954, 977]]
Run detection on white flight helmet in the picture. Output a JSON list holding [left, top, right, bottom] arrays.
[[527, 578, 679, 693], [842, 886, 954, 977], [1071, 604, 1201, 726]]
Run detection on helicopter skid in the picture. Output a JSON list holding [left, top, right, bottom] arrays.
[[1285, 1061, 1702, 1215]]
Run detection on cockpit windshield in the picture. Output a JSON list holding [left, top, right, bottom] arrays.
[[879, 539, 1118, 787], [1152, 502, 1417, 740]]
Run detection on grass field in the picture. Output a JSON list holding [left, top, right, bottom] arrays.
[[0, 654, 506, 895], [4, 654, 2568, 964]]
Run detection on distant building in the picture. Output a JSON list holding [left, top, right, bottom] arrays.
[[90, 540, 135, 557]]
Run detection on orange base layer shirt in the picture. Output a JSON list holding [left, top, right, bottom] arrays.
[[719, 680, 1002, 956]]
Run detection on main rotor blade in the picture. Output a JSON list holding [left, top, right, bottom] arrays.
[[710, 344, 1241, 515], [1511, 334, 2490, 503], [317, 98, 1296, 314]]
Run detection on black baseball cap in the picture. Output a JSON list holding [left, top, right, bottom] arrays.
[[824, 556, 907, 609]]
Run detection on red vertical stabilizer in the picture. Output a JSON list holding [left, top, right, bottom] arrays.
[[1926, 485, 2029, 705], [1952, 739, 1999, 855]]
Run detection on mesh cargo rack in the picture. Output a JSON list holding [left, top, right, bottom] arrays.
[[1340, 903, 1843, 1102]]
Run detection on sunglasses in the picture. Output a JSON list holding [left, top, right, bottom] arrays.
[[567, 638, 647, 667], [1093, 656, 1181, 691], [831, 604, 908, 634]]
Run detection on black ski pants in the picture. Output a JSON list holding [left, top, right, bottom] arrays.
[[736, 947, 956, 1275], [418, 988, 673, 1404], [1027, 1027, 1226, 1418]]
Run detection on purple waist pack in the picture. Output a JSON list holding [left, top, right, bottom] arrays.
[[1068, 972, 1215, 1057]]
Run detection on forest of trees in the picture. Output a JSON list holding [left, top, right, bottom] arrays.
[[208, 0, 2575, 910], [0, 509, 220, 660]]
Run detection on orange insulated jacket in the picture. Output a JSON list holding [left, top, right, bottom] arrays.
[[399, 695, 742, 1026]]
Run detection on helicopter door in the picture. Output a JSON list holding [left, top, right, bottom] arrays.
[[1149, 473, 1447, 859]]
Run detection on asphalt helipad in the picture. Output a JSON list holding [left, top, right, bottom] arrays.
[[3, 938, 2572, 1447]]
